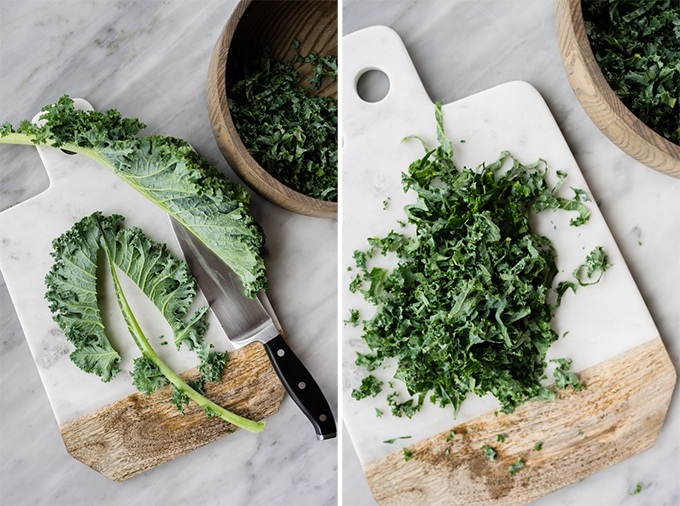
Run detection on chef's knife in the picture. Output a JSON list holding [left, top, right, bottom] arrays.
[[170, 217, 336, 440]]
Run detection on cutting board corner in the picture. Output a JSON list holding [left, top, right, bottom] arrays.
[[58, 343, 285, 482]]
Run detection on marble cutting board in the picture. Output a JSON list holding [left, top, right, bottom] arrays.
[[0, 99, 285, 481], [341, 26, 676, 505]]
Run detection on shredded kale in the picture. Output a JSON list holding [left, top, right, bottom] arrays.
[[387, 390, 423, 419], [629, 482, 643, 495], [344, 308, 361, 327], [555, 245, 611, 306], [582, 0, 680, 144], [349, 102, 605, 417], [482, 444, 497, 461], [383, 435, 412, 444], [351, 374, 383, 400], [551, 358, 584, 391], [508, 457, 525, 476], [227, 41, 338, 201], [573, 245, 611, 286]]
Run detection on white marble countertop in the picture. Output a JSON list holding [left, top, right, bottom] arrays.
[[0, 1, 337, 505], [341, 1, 679, 505]]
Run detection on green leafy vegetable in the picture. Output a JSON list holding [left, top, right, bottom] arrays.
[[629, 482, 643, 495], [349, 102, 602, 417], [482, 445, 497, 461], [344, 308, 361, 327], [351, 374, 383, 400], [226, 41, 338, 201], [387, 390, 423, 418], [44, 211, 265, 433], [1, 95, 266, 297], [582, 0, 680, 144], [551, 358, 584, 391], [497, 433, 509, 443], [555, 245, 611, 306], [573, 245, 611, 286], [383, 435, 412, 444], [508, 457, 525, 476], [533, 441, 543, 451], [403, 448, 413, 461]]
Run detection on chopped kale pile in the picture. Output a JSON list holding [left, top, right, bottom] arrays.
[[227, 41, 338, 201], [582, 0, 680, 145], [349, 103, 605, 417]]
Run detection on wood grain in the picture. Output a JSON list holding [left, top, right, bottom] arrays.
[[555, 0, 680, 178], [363, 337, 676, 505], [59, 343, 285, 482], [206, 0, 338, 218]]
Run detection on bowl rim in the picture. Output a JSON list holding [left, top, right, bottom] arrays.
[[206, 0, 338, 218], [555, 0, 680, 178]]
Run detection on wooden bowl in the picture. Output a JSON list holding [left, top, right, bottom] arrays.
[[207, 0, 338, 218], [555, 0, 680, 178]]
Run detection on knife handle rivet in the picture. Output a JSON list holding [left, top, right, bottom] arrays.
[[319, 414, 327, 422], [277, 349, 285, 357], [298, 382, 306, 390]]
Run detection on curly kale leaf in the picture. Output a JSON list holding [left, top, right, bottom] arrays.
[[44, 213, 124, 381], [1, 95, 267, 297], [44, 211, 264, 432], [45, 211, 210, 382]]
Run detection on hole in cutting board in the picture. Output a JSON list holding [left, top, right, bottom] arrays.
[[356, 69, 390, 103]]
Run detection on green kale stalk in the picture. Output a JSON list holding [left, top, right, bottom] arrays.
[[227, 41, 338, 202], [349, 102, 601, 417], [45, 211, 265, 433], [0, 95, 266, 297]]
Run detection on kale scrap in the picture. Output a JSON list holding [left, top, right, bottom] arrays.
[[582, 0, 680, 145], [350, 102, 600, 417]]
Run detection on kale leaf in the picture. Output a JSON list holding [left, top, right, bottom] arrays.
[[1, 96, 267, 297], [44, 211, 264, 433]]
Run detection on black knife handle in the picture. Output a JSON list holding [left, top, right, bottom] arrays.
[[264, 334, 336, 440]]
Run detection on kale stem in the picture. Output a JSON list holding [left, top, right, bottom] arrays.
[[0, 131, 38, 146], [0, 131, 113, 167]]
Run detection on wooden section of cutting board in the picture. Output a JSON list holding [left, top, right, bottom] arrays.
[[363, 338, 675, 505], [341, 26, 676, 505], [61, 343, 283, 482], [0, 100, 285, 480]]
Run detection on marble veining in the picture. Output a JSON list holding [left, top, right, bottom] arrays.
[[0, 1, 337, 504]]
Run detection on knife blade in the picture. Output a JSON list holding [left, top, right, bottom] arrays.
[[169, 217, 336, 440]]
